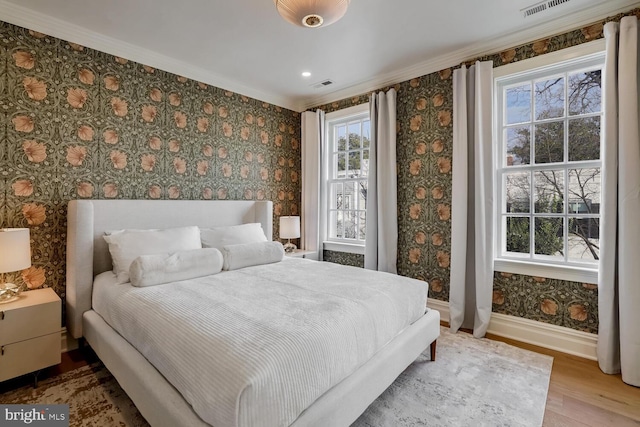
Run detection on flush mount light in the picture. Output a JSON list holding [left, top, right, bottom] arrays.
[[274, 0, 350, 28], [302, 71, 312, 77]]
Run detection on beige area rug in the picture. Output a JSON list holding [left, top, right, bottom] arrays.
[[0, 327, 552, 427]]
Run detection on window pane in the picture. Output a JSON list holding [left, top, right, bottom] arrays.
[[336, 126, 347, 151], [568, 70, 601, 115], [535, 77, 565, 119], [331, 182, 343, 209], [535, 121, 564, 164], [348, 151, 362, 176], [506, 217, 530, 254], [348, 123, 361, 149], [506, 126, 530, 166], [358, 180, 368, 210], [362, 149, 369, 177], [568, 168, 601, 214], [534, 170, 564, 214], [359, 211, 366, 240], [505, 172, 530, 213], [506, 84, 531, 125], [344, 211, 357, 239], [335, 211, 343, 238], [337, 153, 346, 177], [328, 211, 339, 238], [568, 217, 599, 262], [569, 117, 600, 161], [362, 121, 370, 148], [534, 217, 564, 258], [343, 181, 355, 210]]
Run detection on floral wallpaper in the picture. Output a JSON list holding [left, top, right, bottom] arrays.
[[0, 21, 301, 305], [322, 250, 363, 267], [314, 8, 640, 334]]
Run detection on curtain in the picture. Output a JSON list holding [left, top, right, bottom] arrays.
[[450, 61, 494, 338], [598, 16, 640, 387], [364, 89, 398, 273], [301, 110, 326, 260]]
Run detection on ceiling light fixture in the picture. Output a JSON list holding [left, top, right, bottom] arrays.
[[302, 71, 311, 77], [274, 0, 350, 28]]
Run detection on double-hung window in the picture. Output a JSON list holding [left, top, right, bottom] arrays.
[[494, 46, 604, 283], [324, 104, 370, 252]]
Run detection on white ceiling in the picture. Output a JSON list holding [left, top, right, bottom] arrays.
[[1, 0, 638, 111]]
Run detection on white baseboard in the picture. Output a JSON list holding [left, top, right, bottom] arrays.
[[427, 299, 598, 361], [61, 327, 79, 353]]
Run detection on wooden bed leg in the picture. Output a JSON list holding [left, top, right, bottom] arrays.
[[430, 340, 437, 361]]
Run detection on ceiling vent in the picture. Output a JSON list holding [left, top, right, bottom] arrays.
[[522, 0, 571, 18], [311, 79, 334, 89]]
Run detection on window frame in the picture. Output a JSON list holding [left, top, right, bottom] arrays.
[[493, 41, 605, 284], [323, 103, 370, 254]]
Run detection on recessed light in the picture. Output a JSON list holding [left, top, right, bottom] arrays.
[[301, 71, 311, 78]]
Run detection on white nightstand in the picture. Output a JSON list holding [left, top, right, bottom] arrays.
[[285, 249, 317, 259], [0, 287, 61, 382]]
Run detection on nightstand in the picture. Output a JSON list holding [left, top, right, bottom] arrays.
[[285, 249, 317, 259], [0, 287, 61, 382]]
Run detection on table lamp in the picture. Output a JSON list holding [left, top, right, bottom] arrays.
[[0, 228, 32, 302], [279, 216, 300, 253]]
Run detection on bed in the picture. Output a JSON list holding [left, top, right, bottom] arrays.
[[66, 199, 440, 427]]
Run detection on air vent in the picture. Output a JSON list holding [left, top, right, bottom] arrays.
[[522, 0, 571, 18], [311, 79, 334, 89]]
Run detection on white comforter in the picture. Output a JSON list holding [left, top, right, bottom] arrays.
[[92, 258, 429, 427]]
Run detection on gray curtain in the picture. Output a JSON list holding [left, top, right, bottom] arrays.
[[364, 89, 397, 273], [450, 61, 494, 338], [598, 16, 640, 386]]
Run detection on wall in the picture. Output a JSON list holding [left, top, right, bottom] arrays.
[[0, 21, 301, 304], [314, 9, 640, 334]]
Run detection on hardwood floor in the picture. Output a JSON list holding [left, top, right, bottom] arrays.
[[1, 334, 638, 426], [485, 333, 640, 427]]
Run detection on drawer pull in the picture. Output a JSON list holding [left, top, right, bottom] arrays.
[[1, 346, 4, 356], [1, 311, 4, 320]]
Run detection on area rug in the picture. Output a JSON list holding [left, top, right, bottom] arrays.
[[0, 327, 552, 427]]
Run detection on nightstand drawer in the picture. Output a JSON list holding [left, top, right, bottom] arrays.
[[0, 299, 60, 345], [0, 332, 61, 382]]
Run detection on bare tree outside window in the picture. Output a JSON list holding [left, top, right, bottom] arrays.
[[500, 66, 602, 264]]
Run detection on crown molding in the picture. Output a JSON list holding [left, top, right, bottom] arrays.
[[1, 0, 638, 112], [0, 0, 302, 112], [302, 0, 640, 110]]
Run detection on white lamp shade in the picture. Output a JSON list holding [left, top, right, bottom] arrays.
[[0, 228, 32, 273], [279, 216, 301, 239], [274, 0, 350, 28]]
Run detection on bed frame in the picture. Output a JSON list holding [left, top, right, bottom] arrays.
[[66, 199, 440, 427]]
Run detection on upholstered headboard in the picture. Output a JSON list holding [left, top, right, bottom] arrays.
[[66, 199, 273, 339]]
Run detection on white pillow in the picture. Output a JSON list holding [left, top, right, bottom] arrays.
[[129, 248, 223, 287], [200, 223, 267, 250], [103, 226, 201, 284], [222, 241, 284, 271]]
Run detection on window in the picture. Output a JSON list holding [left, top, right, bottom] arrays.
[[325, 104, 370, 249], [494, 49, 604, 282]]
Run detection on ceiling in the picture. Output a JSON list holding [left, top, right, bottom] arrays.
[[1, 0, 638, 111]]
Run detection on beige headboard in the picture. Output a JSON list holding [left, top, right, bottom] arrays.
[[66, 199, 273, 339]]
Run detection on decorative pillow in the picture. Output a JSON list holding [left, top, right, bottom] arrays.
[[103, 226, 201, 284], [222, 241, 284, 271], [129, 248, 223, 287], [200, 223, 267, 250]]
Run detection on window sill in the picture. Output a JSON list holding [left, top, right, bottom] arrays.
[[323, 241, 365, 255], [494, 259, 598, 284]]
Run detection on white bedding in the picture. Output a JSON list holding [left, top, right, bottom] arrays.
[[92, 258, 429, 427]]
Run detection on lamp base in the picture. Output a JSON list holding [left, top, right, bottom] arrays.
[[283, 240, 297, 253], [0, 282, 21, 304]]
